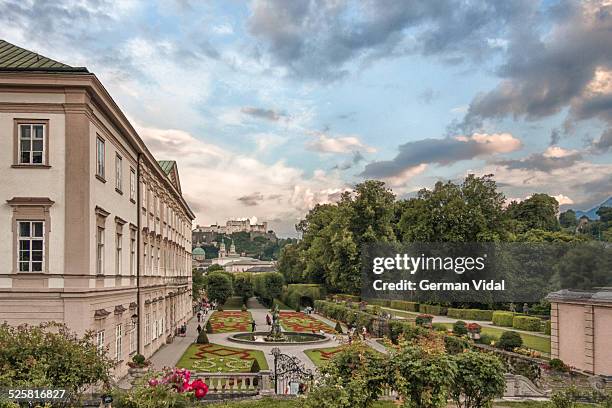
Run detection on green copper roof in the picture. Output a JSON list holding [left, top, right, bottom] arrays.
[[0, 39, 88, 72], [157, 160, 176, 176], [192, 247, 206, 255]]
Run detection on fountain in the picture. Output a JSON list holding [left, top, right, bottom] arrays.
[[228, 305, 328, 345]]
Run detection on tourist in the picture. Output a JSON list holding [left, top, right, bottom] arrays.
[[266, 314, 271, 326], [197, 324, 202, 334], [251, 320, 257, 332], [361, 326, 368, 339], [197, 311, 202, 322]]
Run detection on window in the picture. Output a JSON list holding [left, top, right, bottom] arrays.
[[96, 226, 105, 275], [130, 235, 136, 276], [129, 328, 136, 354], [96, 137, 105, 178], [115, 324, 123, 361], [145, 313, 151, 344], [115, 231, 122, 275], [18, 123, 45, 165], [141, 182, 147, 209], [18, 221, 44, 272], [143, 243, 148, 276], [153, 311, 158, 339], [96, 330, 105, 354], [130, 168, 136, 202], [115, 154, 122, 192]]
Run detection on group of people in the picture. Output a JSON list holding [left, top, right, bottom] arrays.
[[193, 298, 219, 335], [347, 325, 368, 344]]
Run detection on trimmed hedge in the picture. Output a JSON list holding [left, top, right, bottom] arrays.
[[420, 304, 443, 315], [389, 300, 420, 312], [545, 320, 551, 335], [281, 284, 326, 310], [315, 300, 375, 331], [447, 308, 493, 321], [332, 294, 360, 302], [512, 315, 542, 332], [368, 299, 391, 308], [492, 311, 514, 327]]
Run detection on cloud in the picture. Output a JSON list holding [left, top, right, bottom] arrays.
[[135, 123, 348, 236], [361, 132, 521, 179], [306, 132, 376, 154], [552, 194, 574, 206], [241, 106, 287, 121], [332, 151, 366, 170], [247, 0, 534, 81], [494, 146, 582, 172]]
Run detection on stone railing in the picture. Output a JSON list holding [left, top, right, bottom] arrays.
[[192, 371, 273, 397]]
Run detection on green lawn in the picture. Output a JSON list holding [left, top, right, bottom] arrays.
[[304, 346, 345, 367], [223, 296, 246, 310], [437, 323, 550, 354], [177, 343, 268, 373]]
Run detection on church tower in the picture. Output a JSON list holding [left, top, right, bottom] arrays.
[[218, 240, 226, 258]]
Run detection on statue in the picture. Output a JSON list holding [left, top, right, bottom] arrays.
[[266, 304, 286, 341]]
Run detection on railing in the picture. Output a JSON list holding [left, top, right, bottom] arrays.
[[192, 371, 273, 396]]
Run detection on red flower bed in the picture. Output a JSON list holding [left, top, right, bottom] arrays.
[[208, 311, 252, 333], [279, 312, 336, 333]]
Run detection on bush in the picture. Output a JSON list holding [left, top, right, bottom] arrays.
[[196, 330, 209, 345], [492, 311, 514, 327], [132, 354, 146, 366], [241, 304, 247, 312], [253, 272, 285, 304], [549, 358, 569, 373], [476, 334, 496, 346], [390, 300, 420, 312], [512, 315, 542, 332], [550, 387, 578, 408], [447, 308, 494, 321], [388, 321, 429, 344], [497, 331, 523, 351], [315, 300, 375, 332], [545, 320, 552, 335], [368, 299, 391, 308], [450, 351, 506, 408], [217, 305, 224, 312], [432, 323, 448, 332], [233, 273, 254, 303], [250, 359, 261, 373], [205, 321, 213, 334], [415, 314, 433, 327], [453, 321, 468, 336], [420, 304, 442, 315], [334, 322, 343, 334], [444, 336, 469, 355]]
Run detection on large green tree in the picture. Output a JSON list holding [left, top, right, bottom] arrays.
[[205, 272, 233, 304], [506, 193, 560, 233], [559, 209, 577, 228]]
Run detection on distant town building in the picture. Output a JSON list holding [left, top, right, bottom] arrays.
[[210, 239, 276, 273], [547, 288, 612, 376], [192, 218, 276, 245], [0, 40, 194, 378]]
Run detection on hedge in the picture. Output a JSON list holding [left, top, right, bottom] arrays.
[[389, 300, 420, 312], [332, 294, 360, 302], [512, 315, 542, 332], [492, 311, 514, 327], [420, 304, 443, 315], [545, 320, 551, 335], [281, 284, 326, 310], [388, 320, 429, 344], [315, 300, 375, 331], [447, 308, 494, 321], [368, 299, 391, 308]]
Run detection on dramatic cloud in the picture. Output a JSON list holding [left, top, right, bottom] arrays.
[[248, 0, 534, 80], [237, 192, 265, 206], [306, 132, 376, 154], [333, 151, 366, 170], [494, 146, 583, 172], [361, 133, 521, 181], [241, 106, 287, 121]]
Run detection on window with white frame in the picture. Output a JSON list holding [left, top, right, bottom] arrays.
[[96, 330, 105, 354], [18, 123, 45, 165], [141, 182, 147, 208], [145, 313, 151, 344], [129, 328, 136, 354], [96, 137, 105, 178], [115, 230, 122, 275], [130, 236, 136, 276], [153, 311, 158, 339], [115, 154, 122, 191], [130, 168, 136, 201], [18, 221, 44, 272], [115, 324, 123, 361], [96, 226, 104, 275]]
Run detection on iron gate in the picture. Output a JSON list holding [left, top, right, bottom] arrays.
[[270, 347, 314, 395]]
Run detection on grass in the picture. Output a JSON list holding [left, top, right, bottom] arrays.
[[304, 346, 346, 367], [176, 343, 268, 372], [437, 323, 551, 354], [209, 311, 253, 333], [223, 296, 246, 310], [279, 311, 336, 333]]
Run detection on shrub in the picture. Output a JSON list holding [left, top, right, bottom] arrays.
[[444, 336, 469, 355], [497, 331, 523, 351], [282, 284, 326, 310], [388, 321, 428, 344], [545, 320, 552, 335], [550, 387, 578, 408], [415, 314, 433, 327], [390, 300, 420, 312], [549, 358, 569, 373], [334, 322, 343, 334], [420, 304, 442, 315], [132, 354, 146, 366], [196, 330, 209, 345], [512, 315, 542, 332], [432, 323, 448, 332], [205, 321, 213, 334], [241, 304, 247, 312], [217, 305, 224, 312], [492, 311, 514, 327], [447, 308, 494, 321], [368, 299, 391, 308], [233, 273, 254, 303], [450, 351, 506, 408], [453, 321, 468, 336], [250, 359, 261, 373], [476, 333, 496, 346]]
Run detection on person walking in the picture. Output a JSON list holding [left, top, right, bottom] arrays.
[[197, 311, 202, 322], [197, 324, 202, 334], [251, 319, 257, 332], [266, 314, 271, 327]]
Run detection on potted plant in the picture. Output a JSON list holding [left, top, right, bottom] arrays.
[[415, 314, 434, 327], [127, 354, 151, 378], [466, 323, 481, 339]]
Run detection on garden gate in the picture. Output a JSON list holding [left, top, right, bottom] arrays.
[[270, 347, 314, 395]]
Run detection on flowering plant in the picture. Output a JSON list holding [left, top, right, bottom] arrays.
[[148, 368, 208, 400], [466, 323, 481, 333]]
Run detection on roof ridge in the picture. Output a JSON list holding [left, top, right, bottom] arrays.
[[0, 39, 87, 72]]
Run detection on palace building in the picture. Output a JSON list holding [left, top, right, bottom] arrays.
[[0, 40, 194, 377]]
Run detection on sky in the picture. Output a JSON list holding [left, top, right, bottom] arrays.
[[1, 0, 611, 237]]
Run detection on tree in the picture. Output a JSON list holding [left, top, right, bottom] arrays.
[[506, 193, 560, 233], [196, 330, 209, 344], [597, 206, 612, 223], [264, 272, 284, 301], [233, 273, 254, 303], [205, 272, 233, 305], [192, 269, 206, 299], [559, 210, 577, 228], [0, 322, 114, 403], [206, 264, 224, 273], [450, 351, 505, 408], [277, 243, 306, 283]]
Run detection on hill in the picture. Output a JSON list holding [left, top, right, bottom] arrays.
[[574, 197, 612, 220]]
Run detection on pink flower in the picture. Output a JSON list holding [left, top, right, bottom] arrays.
[[148, 378, 159, 387]]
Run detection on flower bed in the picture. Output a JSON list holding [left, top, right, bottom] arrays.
[[304, 346, 346, 367], [177, 343, 268, 373], [208, 311, 253, 333], [279, 311, 336, 333]]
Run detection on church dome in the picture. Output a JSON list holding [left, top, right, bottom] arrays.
[[192, 247, 206, 255]]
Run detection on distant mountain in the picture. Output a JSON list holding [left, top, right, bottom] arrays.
[[574, 197, 612, 220]]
